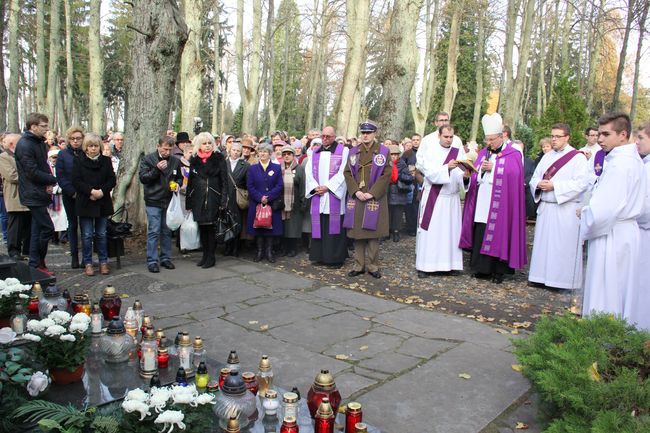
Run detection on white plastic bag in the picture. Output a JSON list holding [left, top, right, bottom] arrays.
[[180, 212, 201, 250], [166, 192, 184, 231]]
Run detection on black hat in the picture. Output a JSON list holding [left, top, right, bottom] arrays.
[[176, 132, 191, 143], [359, 120, 378, 133]]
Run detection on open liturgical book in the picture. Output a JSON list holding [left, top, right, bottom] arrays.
[[454, 160, 478, 173]]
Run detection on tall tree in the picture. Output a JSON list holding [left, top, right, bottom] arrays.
[[612, 0, 636, 110], [411, 0, 441, 134], [210, 4, 221, 135], [88, 0, 104, 133], [441, 0, 464, 116], [585, 0, 605, 114], [46, 0, 62, 128], [630, 0, 648, 121], [469, 0, 487, 142], [180, 0, 204, 134], [335, 0, 370, 138], [36, 0, 47, 112], [0, 0, 7, 132], [113, 0, 187, 227], [7, 0, 20, 132], [377, 0, 424, 140], [64, 0, 76, 125], [560, 0, 574, 71], [235, 0, 262, 134], [499, 0, 520, 112], [305, 0, 332, 131]]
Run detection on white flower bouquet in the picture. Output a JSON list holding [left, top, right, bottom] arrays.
[[25, 312, 91, 371], [0, 278, 31, 318]]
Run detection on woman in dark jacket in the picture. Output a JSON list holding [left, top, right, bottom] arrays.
[[246, 142, 283, 263], [186, 132, 228, 268], [72, 133, 116, 276], [387, 145, 414, 242], [224, 141, 248, 257]]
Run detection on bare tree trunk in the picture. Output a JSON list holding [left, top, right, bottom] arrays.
[[88, 0, 104, 133], [442, 0, 464, 116], [377, 0, 424, 140], [410, 0, 441, 134], [504, 0, 537, 130], [560, 0, 573, 71], [235, 0, 262, 134], [612, 0, 635, 110], [586, 0, 605, 114], [335, 0, 370, 138], [211, 6, 221, 135], [114, 0, 187, 228], [180, 0, 204, 134], [64, 0, 76, 125], [535, 2, 546, 118], [269, 0, 290, 135], [547, 0, 560, 100], [630, 0, 648, 121], [500, 0, 520, 112], [305, 0, 321, 130], [470, 0, 487, 142], [7, 0, 20, 132], [36, 0, 47, 112], [0, 0, 7, 132], [46, 0, 62, 125]]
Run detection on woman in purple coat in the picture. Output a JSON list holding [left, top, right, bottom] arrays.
[[247, 142, 284, 262]]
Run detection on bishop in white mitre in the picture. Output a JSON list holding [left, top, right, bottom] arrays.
[[581, 113, 645, 320], [529, 124, 590, 289], [415, 124, 467, 276]]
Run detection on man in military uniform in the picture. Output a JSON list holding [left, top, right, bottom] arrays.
[[343, 121, 391, 278]]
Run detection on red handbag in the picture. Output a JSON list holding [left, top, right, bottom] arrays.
[[253, 203, 273, 229]]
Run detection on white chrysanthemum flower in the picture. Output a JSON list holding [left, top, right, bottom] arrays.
[[22, 333, 42, 342], [39, 318, 56, 328], [191, 393, 215, 406], [18, 293, 29, 299], [121, 400, 151, 421], [171, 387, 194, 405], [59, 334, 76, 342], [49, 311, 72, 326], [4, 278, 21, 286], [153, 410, 185, 432], [126, 388, 149, 403], [71, 312, 91, 324], [44, 324, 66, 337], [69, 321, 89, 333], [149, 387, 172, 413], [27, 320, 45, 333]]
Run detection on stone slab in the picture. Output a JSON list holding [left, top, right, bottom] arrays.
[[358, 342, 530, 433], [145, 260, 239, 284], [244, 270, 315, 291], [356, 351, 422, 375], [222, 298, 336, 330], [332, 372, 377, 400], [312, 286, 406, 314], [396, 337, 458, 359], [323, 332, 405, 360]]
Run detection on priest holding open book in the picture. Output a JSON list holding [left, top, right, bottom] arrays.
[[415, 124, 468, 278]]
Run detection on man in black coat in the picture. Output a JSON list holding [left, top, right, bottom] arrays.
[[15, 113, 58, 274], [139, 136, 183, 273]]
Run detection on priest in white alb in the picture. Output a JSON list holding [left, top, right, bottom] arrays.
[[415, 124, 467, 278], [528, 123, 590, 289], [580, 112, 645, 320]]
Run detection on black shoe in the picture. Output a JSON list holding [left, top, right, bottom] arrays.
[[492, 274, 504, 284], [160, 261, 175, 270], [71, 256, 80, 269], [148, 264, 160, 273], [392, 231, 400, 242], [417, 270, 428, 279], [407, 231, 416, 237], [202, 257, 216, 268], [348, 270, 364, 277], [368, 271, 382, 279], [197, 256, 206, 267], [473, 272, 491, 280], [265, 239, 275, 263]]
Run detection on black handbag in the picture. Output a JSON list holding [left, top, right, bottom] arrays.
[[215, 208, 241, 243], [107, 206, 133, 238]]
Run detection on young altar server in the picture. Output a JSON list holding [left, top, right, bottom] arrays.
[[460, 113, 527, 284], [580, 112, 645, 320], [528, 124, 590, 289], [415, 124, 467, 278]]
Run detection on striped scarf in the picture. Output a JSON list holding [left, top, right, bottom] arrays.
[[281, 160, 297, 219]]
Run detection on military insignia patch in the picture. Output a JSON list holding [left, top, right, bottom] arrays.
[[373, 154, 386, 166]]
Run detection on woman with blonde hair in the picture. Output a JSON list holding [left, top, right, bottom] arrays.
[[72, 133, 116, 276], [186, 132, 228, 268]]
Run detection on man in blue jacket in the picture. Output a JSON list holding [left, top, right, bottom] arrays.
[[15, 113, 58, 275]]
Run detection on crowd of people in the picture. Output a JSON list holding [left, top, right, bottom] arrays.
[[0, 109, 647, 331]]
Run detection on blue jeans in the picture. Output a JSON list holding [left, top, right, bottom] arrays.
[[79, 217, 108, 265], [27, 206, 54, 268], [146, 206, 172, 265], [0, 198, 8, 242]]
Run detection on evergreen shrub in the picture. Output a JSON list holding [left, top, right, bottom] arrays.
[[513, 314, 650, 433]]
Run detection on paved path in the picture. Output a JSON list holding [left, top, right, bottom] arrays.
[[17, 244, 534, 433]]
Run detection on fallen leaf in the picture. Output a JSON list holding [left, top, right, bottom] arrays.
[[120, 294, 130, 298], [588, 362, 601, 381], [515, 422, 529, 429], [248, 320, 259, 325], [335, 354, 349, 360], [511, 330, 520, 335], [496, 329, 509, 334], [458, 373, 471, 380], [511, 364, 524, 372], [362, 317, 371, 321], [359, 345, 368, 351], [260, 324, 269, 331]]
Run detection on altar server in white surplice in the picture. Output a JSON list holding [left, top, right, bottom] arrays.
[[631, 121, 650, 331], [415, 125, 467, 277], [529, 124, 591, 289], [581, 112, 646, 320]]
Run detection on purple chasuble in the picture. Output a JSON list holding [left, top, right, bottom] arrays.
[[420, 146, 459, 230], [459, 145, 527, 269], [310, 144, 344, 238], [543, 149, 583, 180], [593, 149, 605, 177], [343, 145, 390, 231]]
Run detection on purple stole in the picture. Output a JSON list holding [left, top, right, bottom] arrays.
[[593, 149, 605, 177], [420, 146, 459, 230], [310, 145, 344, 238], [343, 145, 390, 231], [542, 149, 582, 180]]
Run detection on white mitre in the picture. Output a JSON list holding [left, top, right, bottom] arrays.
[[482, 113, 503, 136]]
